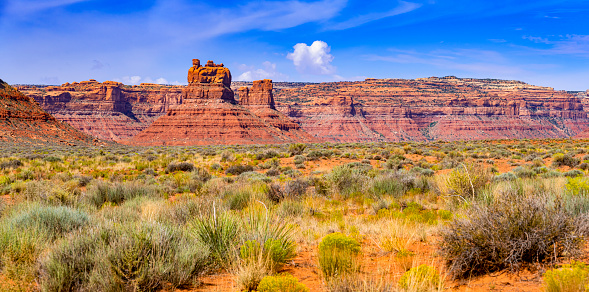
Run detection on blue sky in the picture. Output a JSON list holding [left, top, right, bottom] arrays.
[[1, 0, 588, 90]]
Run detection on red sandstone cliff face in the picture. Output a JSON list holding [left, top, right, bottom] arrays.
[[0, 79, 97, 145], [127, 60, 318, 146], [274, 77, 589, 142], [20, 80, 183, 142]]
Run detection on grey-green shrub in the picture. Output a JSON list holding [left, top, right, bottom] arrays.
[[0, 204, 89, 279], [38, 222, 209, 292], [84, 181, 160, 208]]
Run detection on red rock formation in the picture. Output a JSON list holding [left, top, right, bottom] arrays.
[[238, 79, 315, 141], [127, 61, 318, 146], [0, 79, 97, 145], [21, 81, 183, 142], [274, 77, 589, 142], [240, 79, 274, 107]]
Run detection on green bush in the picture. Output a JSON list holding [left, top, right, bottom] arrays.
[[293, 155, 306, 165], [318, 232, 361, 278], [258, 273, 309, 292], [289, 144, 307, 156], [0, 204, 89, 280], [327, 165, 368, 198], [543, 261, 589, 292], [446, 163, 490, 199], [398, 264, 442, 291], [38, 222, 209, 291], [552, 153, 579, 168], [166, 161, 195, 173], [84, 181, 160, 208], [368, 174, 404, 198], [563, 170, 583, 178], [225, 164, 254, 176]]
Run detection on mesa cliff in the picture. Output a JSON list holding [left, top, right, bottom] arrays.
[[21, 80, 183, 142], [0, 79, 97, 145], [19, 74, 589, 143], [126, 60, 317, 146], [273, 77, 589, 142]]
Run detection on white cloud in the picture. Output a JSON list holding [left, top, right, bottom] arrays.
[[236, 61, 288, 81], [287, 41, 335, 75]]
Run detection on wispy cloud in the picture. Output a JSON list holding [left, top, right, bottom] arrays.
[[324, 1, 421, 30], [522, 34, 589, 56], [5, 0, 90, 16], [365, 48, 525, 76], [150, 0, 348, 41]]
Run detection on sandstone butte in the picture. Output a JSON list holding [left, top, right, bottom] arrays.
[[0, 79, 97, 146], [273, 77, 589, 142], [126, 59, 318, 146], [20, 75, 589, 144]]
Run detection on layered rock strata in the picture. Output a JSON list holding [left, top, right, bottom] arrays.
[[0, 79, 97, 145], [21, 80, 183, 142], [273, 77, 589, 142], [127, 60, 317, 146]]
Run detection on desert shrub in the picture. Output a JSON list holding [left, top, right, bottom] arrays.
[[445, 163, 490, 199], [226, 164, 254, 176], [563, 169, 583, 178], [0, 159, 22, 170], [44, 156, 62, 163], [552, 153, 579, 168], [512, 166, 536, 178], [210, 163, 221, 171], [258, 273, 309, 292], [277, 200, 306, 218], [543, 261, 589, 292], [191, 167, 212, 183], [398, 265, 442, 291], [440, 191, 589, 279], [367, 174, 404, 199], [240, 210, 297, 273], [327, 165, 368, 198], [259, 158, 280, 170], [0, 204, 89, 279], [293, 155, 306, 164], [225, 188, 253, 210], [166, 162, 195, 173], [306, 150, 322, 161], [190, 211, 240, 267], [38, 222, 209, 292], [84, 181, 160, 208], [282, 178, 309, 199], [492, 172, 517, 182], [266, 168, 280, 177], [318, 232, 361, 278], [289, 144, 307, 156], [221, 150, 236, 162]]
